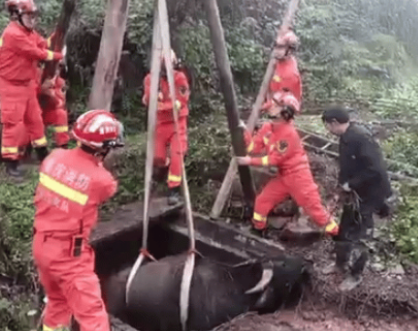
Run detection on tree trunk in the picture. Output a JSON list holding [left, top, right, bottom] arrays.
[[88, 0, 130, 110]]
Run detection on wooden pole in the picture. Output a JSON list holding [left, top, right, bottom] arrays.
[[203, 0, 256, 207], [210, 0, 300, 219], [88, 0, 130, 110], [41, 0, 77, 82]]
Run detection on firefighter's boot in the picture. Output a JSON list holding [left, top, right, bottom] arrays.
[[167, 186, 182, 205], [35, 146, 49, 162], [5, 160, 24, 181]]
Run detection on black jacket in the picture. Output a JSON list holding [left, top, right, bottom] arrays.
[[338, 123, 392, 208]]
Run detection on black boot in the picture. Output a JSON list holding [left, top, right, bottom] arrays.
[[167, 186, 182, 206], [5, 159, 24, 181], [35, 146, 49, 162]]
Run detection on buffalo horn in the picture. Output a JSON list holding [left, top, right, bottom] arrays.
[[245, 268, 273, 294]]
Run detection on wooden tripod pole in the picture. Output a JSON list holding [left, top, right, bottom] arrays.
[[157, 1, 196, 330], [125, 5, 161, 304], [204, 0, 256, 208], [210, 0, 301, 219]]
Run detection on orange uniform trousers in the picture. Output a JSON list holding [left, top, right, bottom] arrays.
[[253, 167, 331, 230], [154, 116, 188, 188], [32, 232, 110, 331], [42, 107, 69, 147], [0, 79, 47, 159]]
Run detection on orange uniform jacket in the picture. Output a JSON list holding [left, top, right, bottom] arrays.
[[33, 148, 118, 238], [143, 70, 190, 123], [268, 55, 302, 104], [0, 21, 53, 83], [244, 121, 309, 174]]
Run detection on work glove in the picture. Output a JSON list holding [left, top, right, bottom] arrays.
[[324, 219, 339, 236], [53, 52, 64, 61], [341, 182, 351, 192], [238, 119, 247, 130]]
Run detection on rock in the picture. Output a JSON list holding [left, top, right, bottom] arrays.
[[370, 262, 385, 272], [279, 222, 322, 244], [388, 264, 405, 275], [269, 216, 291, 230]]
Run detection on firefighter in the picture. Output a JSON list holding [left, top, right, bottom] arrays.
[[32, 109, 124, 331], [262, 29, 302, 112], [37, 58, 70, 148], [236, 92, 338, 236], [322, 107, 392, 291], [142, 49, 191, 205], [0, 0, 63, 179]]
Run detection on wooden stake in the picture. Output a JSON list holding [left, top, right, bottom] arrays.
[[41, 0, 77, 82], [210, 0, 301, 219], [203, 0, 256, 209], [88, 0, 130, 110]]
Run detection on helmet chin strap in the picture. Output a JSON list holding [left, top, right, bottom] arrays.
[[17, 13, 33, 31]]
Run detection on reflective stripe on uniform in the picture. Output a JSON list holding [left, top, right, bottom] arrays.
[[46, 50, 54, 61], [0, 37, 3, 47], [263, 137, 269, 145], [46, 37, 51, 48], [261, 155, 269, 166], [43, 325, 70, 331], [273, 75, 281, 82], [39, 173, 88, 206], [325, 220, 338, 232], [247, 141, 254, 153], [33, 136, 47, 147], [168, 173, 182, 183], [1, 146, 18, 154], [253, 212, 267, 222], [54, 126, 68, 133]]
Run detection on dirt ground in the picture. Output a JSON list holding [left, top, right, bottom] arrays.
[[224, 148, 418, 331]]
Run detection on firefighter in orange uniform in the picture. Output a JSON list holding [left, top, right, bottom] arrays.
[[237, 92, 338, 236], [262, 29, 302, 112], [32, 109, 124, 331], [142, 49, 190, 205], [0, 0, 63, 179], [37, 59, 70, 148]]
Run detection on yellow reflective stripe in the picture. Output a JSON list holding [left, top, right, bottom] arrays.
[[325, 220, 338, 232], [261, 156, 269, 166], [263, 137, 269, 145], [33, 136, 47, 147], [0, 37, 3, 47], [168, 173, 182, 183], [39, 173, 88, 206], [54, 126, 68, 133], [1, 146, 18, 154], [273, 75, 281, 82], [247, 141, 254, 153], [253, 212, 267, 222], [174, 100, 181, 111], [43, 325, 69, 331], [46, 50, 54, 61]]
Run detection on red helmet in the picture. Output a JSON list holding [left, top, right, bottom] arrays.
[[71, 110, 124, 150], [272, 91, 301, 115], [6, 0, 37, 14], [276, 30, 299, 49]]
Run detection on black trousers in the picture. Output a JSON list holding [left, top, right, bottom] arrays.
[[335, 202, 374, 277]]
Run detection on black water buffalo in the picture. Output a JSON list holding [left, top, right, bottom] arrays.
[[102, 253, 310, 331]]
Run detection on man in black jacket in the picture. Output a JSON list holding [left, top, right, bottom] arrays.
[[322, 107, 392, 291]]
